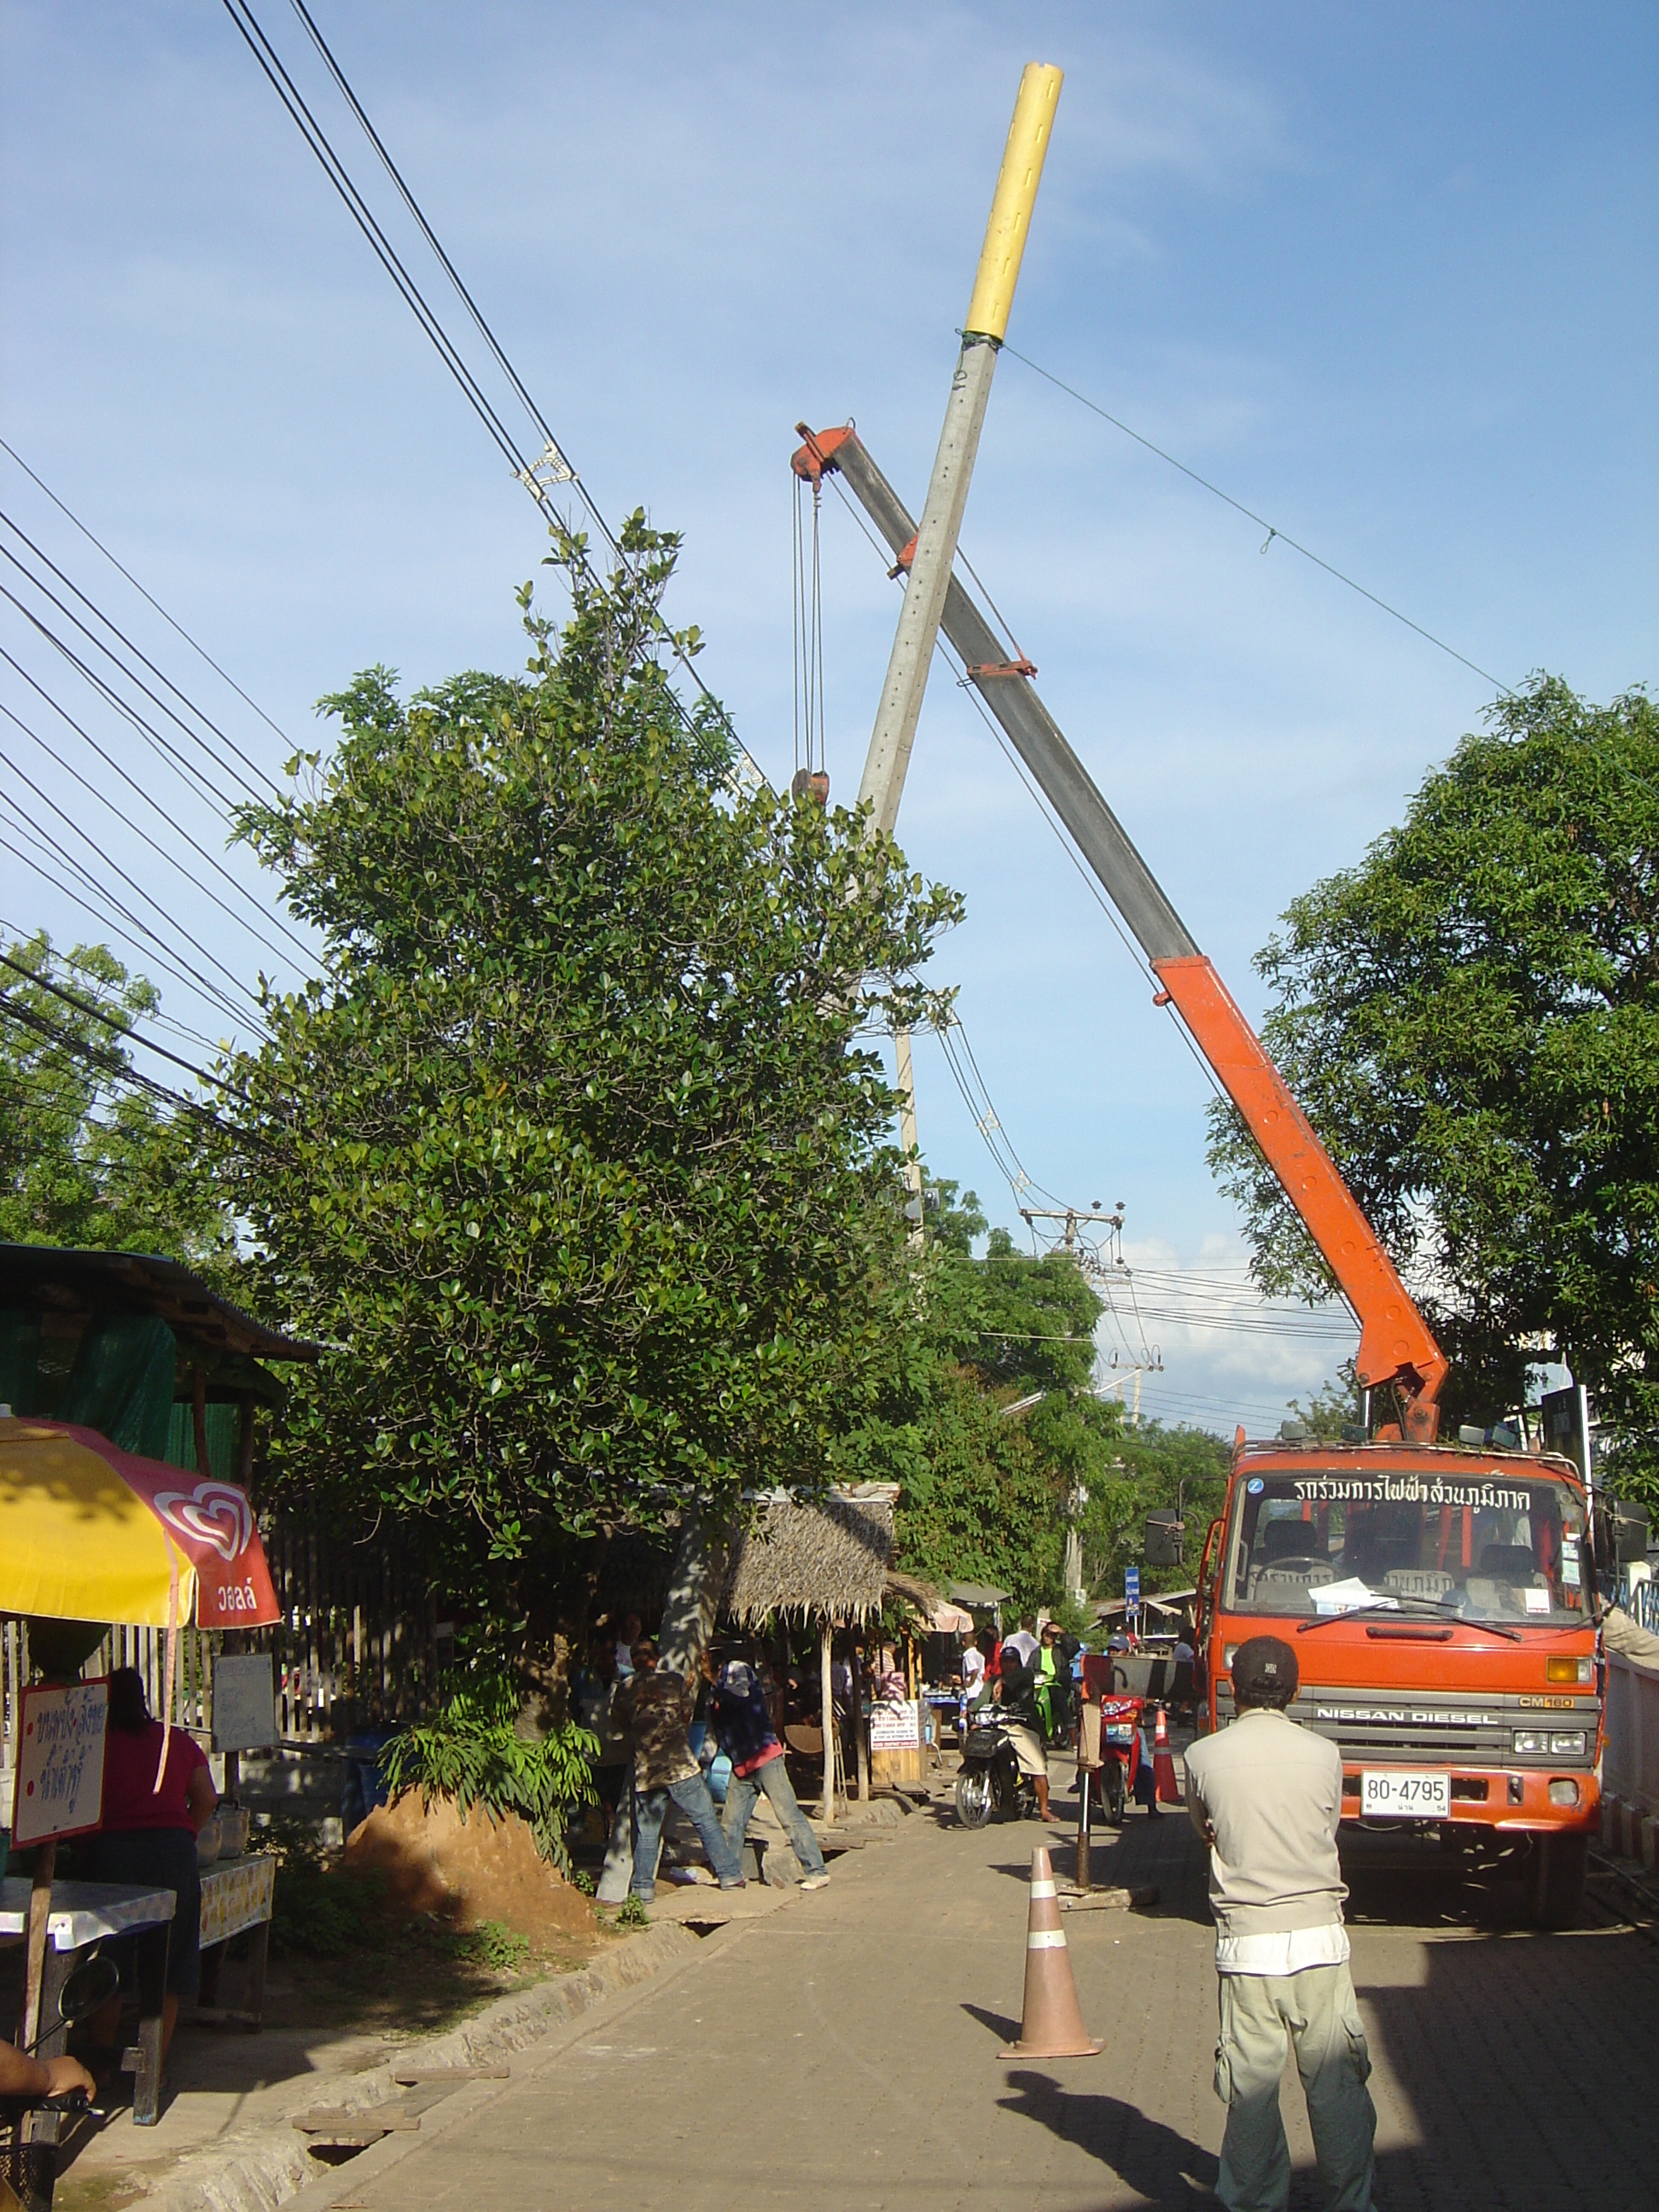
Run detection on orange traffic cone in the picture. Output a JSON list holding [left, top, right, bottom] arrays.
[[998, 1846, 1103, 2059], [1152, 1703, 1179, 1804]]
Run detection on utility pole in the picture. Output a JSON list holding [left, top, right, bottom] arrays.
[[855, 60, 1062, 1230]]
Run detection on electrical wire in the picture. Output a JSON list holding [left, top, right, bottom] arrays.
[[0, 991, 252, 1144], [0, 684, 311, 974], [0, 809, 265, 1038], [998, 341, 1514, 697], [0, 917, 224, 1057], [0, 438, 294, 769], [223, 0, 764, 793], [0, 740, 269, 1018], [0, 949, 254, 1105], [0, 507, 282, 803]]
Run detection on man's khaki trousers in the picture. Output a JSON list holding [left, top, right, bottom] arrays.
[[1212, 1961, 1376, 2212]]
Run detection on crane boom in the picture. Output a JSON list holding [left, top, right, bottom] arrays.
[[792, 422, 1449, 1439]]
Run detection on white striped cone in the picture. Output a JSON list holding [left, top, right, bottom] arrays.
[[998, 1844, 1102, 2059]]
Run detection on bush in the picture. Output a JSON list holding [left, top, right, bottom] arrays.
[[264, 1818, 387, 1959], [381, 1668, 598, 1871]]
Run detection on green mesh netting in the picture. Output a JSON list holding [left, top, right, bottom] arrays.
[[164, 1398, 239, 1480], [57, 1313, 178, 1460], [0, 1310, 41, 1416]]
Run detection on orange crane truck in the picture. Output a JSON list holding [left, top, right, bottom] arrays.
[[793, 418, 1622, 1926]]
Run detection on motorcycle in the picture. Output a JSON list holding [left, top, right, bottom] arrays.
[[1085, 1694, 1145, 1828], [953, 1713, 1039, 1828]]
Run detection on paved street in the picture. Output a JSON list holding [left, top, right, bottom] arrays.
[[310, 1765, 1659, 2211]]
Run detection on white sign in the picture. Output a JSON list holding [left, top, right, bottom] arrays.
[[212, 1654, 277, 1753], [869, 1697, 921, 1750], [11, 1680, 108, 1845]]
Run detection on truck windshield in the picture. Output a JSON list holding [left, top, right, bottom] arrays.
[[1221, 1466, 1587, 1626]]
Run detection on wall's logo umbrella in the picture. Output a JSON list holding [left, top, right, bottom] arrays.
[[0, 1418, 278, 1628]]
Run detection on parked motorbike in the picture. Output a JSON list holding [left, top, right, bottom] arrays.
[[1087, 1694, 1145, 1828], [953, 1714, 1038, 1827]]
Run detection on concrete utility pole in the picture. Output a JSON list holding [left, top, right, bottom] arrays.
[[857, 60, 1062, 1228], [858, 61, 1062, 835]]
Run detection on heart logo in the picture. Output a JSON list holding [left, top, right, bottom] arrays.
[[152, 1481, 254, 1565]]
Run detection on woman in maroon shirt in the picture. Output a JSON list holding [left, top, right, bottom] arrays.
[[83, 1668, 218, 2064]]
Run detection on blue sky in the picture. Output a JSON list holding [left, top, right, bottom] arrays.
[[3, 2, 1654, 1430]]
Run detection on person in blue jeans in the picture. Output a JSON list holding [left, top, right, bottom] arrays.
[[702, 1650, 830, 1890], [613, 1639, 746, 1903]]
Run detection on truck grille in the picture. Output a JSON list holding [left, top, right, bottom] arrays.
[[1282, 1686, 1597, 1769]]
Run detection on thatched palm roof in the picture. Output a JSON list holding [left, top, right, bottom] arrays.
[[721, 1492, 894, 1627]]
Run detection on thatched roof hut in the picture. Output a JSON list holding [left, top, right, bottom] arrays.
[[721, 1490, 894, 1627]]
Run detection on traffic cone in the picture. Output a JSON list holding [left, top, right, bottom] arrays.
[[998, 1846, 1103, 2059], [1152, 1703, 1180, 1804]]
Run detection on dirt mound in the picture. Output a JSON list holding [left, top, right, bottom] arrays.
[[344, 1790, 598, 1946]]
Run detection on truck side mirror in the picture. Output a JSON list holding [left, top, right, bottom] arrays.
[[1144, 1511, 1185, 1568], [1613, 1500, 1650, 1564]]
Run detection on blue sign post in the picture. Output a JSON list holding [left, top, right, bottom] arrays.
[[1125, 1564, 1140, 1634]]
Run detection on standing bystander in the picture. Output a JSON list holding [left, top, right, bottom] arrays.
[[1182, 1637, 1375, 2212]]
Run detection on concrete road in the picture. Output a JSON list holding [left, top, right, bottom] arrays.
[[307, 1767, 1659, 2211]]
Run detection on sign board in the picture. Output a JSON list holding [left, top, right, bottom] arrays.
[[1125, 1567, 1140, 1604], [10, 1679, 108, 1846], [1541, 1384, 1594, 1490], [212, 1653, 278, 1753], [868, 1697, 921, 1751]]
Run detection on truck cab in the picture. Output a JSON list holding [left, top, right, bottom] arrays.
[[1197, 1435, 1598, 1925]]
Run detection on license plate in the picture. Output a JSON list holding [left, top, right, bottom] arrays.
[[1360, 1769, 1450, 1819]]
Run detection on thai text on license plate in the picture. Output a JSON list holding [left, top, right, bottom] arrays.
[[1360, 1770, 1450, 1819]]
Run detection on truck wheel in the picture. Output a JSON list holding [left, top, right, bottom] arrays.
[[955, 1768, 993, 1830], [1525, 1831, 1587, 1928]]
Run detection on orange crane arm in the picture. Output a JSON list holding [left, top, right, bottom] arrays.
[[795, 422, 1449, 1439]]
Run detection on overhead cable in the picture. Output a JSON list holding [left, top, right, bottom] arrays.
[[0, 948, 255, 1105], [999, 342, 1513, 696], [0, 437, 294, 767], [221, 0, 764, 792], [0, 509, 280, 802], [0, 812, 265, 1037], [0, 678, 312, 973], [0, 736, 269, 1019]]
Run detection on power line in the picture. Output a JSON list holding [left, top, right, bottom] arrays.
[[999, 342, 1513, 696], [0, 437, 295, 766], [0, 508, 282, 804], [0, 948, 253, 1105], [221, 0, 762, 793], [0, 565, 275, 826], [0, 681, 311, 974], [0, 918, 224, 1057], [0, 736, 269, 1019], [0, 810, 265, 1037]]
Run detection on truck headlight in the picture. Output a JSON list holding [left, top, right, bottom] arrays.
[[1548, 1732, 1586, 1757], [1512, 1730, 1545, 1755], [1545, 1656, 1593, 1685]]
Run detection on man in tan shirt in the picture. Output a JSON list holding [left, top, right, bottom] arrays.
[[1183, 1637, 1376, 2212]]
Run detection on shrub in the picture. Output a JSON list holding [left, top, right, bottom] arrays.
[[381, 1668, 598, 1871]]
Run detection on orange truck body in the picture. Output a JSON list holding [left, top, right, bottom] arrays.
[[1196, 1441, 1600, 1853]]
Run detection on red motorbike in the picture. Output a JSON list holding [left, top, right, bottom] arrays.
[[1086, 1692, 1145, 1826]]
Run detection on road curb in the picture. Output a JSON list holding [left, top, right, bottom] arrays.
[[124, 1920, 700, 2212]]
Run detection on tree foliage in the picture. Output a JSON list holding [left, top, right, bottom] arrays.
[[1074, 1419, 1231, 1599], [0, 931, 233, 1269], [218, 521, 960, 1597], [870, 1182, 1127, 1610], [1207, 677, 1657, 1490]]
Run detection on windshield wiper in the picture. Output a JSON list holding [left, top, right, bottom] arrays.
[[1297, 1599, 1519, 1642]]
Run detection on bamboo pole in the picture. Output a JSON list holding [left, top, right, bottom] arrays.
[[819, 1620, 835, 1824]]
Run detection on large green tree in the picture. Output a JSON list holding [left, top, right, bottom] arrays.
[[868, 1183, 1128, 1610], [218, 522, 959, 1604], [0, 930, 233, 1268], [1208, 677, 1658, 1493]]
